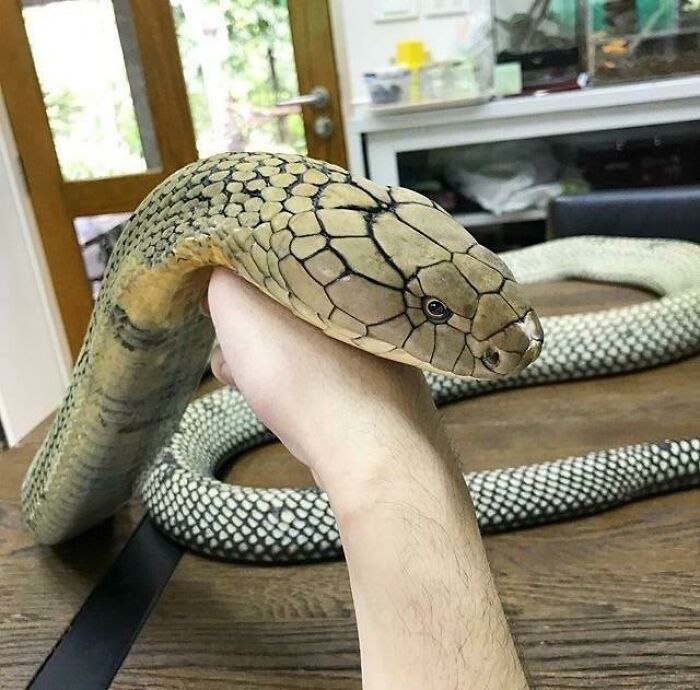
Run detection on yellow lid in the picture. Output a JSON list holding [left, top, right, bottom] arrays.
[[395, 39, 428, 70]]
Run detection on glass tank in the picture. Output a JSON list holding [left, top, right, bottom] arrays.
[[492, 0, 582, 92], [585, 0, 700, 84]]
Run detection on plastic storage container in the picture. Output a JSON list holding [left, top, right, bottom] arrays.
[[492, 0, 581, 92], [585, 0, 700, 84], [419, 60, 485, 100], [364, 67, 411, 105]]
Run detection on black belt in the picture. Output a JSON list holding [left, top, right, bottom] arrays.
[[28, 518, 184, 690]]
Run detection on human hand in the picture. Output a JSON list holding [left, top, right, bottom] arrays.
[[206, 267, 448, 494]]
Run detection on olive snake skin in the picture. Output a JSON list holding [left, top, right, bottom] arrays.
[[21, 152, 700, 563]]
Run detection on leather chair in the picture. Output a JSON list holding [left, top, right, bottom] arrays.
[[548, 187, 700, 243]]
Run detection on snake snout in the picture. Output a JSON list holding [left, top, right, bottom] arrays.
[[511, 310, 544, 373], [477, 310, 543, 378], [519, 336, 542, 369]]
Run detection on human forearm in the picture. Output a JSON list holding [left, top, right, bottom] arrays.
[[321, 430, 529, 690], [207, 269, 529, 688]]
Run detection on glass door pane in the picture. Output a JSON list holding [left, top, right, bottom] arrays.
[[21, 0, 160, 180], [170, 0, 307, 157], [74, 213, 131, 296]]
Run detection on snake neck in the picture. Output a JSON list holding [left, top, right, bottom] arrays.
[[22, 248, 216, 543]]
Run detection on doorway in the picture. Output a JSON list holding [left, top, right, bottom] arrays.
[[0, 0, 347, 359]]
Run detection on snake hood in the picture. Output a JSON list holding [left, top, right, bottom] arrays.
[[273, 173, 544, 380]]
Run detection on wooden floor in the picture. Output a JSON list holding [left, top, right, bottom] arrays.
[[1, 281, 699, 690]]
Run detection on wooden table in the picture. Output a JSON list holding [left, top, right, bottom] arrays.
[[1, 281, 698, 690]]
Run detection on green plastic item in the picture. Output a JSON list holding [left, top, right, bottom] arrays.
[[590, 0, 606, 31], [551, 0, 576, 31], [637, 0, 678, 32], [494, 62, 523, 96]]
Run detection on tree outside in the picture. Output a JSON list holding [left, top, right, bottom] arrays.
[[171, 0, 306, 158], [23, 0, 306, 181], [23, 0, 148, 180]]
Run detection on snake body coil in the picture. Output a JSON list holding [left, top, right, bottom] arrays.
[[21, 152, 700, 562]]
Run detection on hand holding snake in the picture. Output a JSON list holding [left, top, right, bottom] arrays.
[[207, 266, 447, 491]]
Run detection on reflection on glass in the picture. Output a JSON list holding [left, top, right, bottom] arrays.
[[22, 0, 152, 180], [170, 0, 307, 158], [75, 213, 130, 296], [492, 0, 580, 92]]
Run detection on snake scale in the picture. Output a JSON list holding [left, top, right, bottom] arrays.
[[21, 152, 700, 563]]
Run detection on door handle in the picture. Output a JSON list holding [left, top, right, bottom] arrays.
[[276, 86, 329, 110]]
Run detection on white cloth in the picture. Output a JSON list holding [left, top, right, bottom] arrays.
[[449, 141, 563, 215]]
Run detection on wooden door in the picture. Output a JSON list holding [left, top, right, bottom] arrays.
[[0, 0, 346, 360]]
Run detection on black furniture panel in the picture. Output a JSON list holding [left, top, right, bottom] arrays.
[[549, 187, 700, 243]]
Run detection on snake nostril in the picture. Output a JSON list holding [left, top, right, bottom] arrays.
[[483, 347, 500, 370]]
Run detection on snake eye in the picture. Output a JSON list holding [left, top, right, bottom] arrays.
[[422, 297, 452, 324]]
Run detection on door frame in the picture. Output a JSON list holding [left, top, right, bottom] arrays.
[[0, 0, 198, 359], [0, 0, 346, 362], [0, 92, 70, 446], [289, 0, 347, 167]]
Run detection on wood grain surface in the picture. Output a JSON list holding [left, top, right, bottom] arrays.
[[63, 171, 169, 217], [1, 281, 698, 690]]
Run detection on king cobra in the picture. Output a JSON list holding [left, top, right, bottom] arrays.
[[21, 152, 700, 563]]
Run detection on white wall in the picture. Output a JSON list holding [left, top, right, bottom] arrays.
[[330, 0, 490, 106], [0, 89, 70, 446]]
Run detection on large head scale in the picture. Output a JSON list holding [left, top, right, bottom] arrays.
[[281, 173, 543, 380]]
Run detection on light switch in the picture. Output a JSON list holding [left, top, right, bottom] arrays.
[[373, 0, 419, 22], [424, 0, 469, 17]]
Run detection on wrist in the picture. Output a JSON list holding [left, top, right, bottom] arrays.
[[315, 427, 466, 527]]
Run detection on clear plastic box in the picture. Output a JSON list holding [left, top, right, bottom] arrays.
[[419, 59, 488, 101], [363, 67, 411, 105], [585, 0, 700, 84], [492, 0, 581, 91]]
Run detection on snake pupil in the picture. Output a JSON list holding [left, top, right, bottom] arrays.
[[428, 301, 444, 316], [423, 297, 452, 324]]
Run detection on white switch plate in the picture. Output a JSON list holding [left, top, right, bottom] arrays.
[[424, 0, 469, 17], [373, 0, 419, 22]]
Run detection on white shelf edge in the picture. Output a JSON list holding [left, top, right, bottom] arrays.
[[453, 209, 547, 228], [348, 75, 700, 135]]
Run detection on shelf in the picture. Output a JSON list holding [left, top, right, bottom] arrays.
[[345, 73, 700, 193], [348, 74, 700, 135], [365, 95, 490, 117], [453, 209, 547, 228]]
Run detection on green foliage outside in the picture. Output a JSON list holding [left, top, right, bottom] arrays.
[[172, 0, 306, 157], [25, 0, 305, 181]]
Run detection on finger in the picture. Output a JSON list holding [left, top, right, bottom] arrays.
[[210, 346, 236, 387]]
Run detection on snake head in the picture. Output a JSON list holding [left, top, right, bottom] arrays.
[[310, 179, 543, 380], [404, 249, 545, 380]]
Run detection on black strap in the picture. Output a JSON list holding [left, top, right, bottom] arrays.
[[28, 518, 183, 690]]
